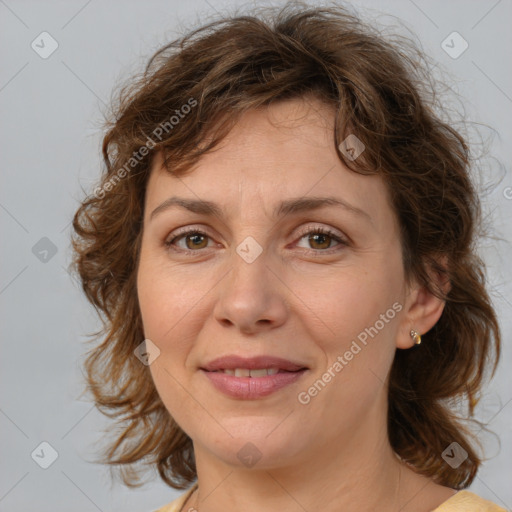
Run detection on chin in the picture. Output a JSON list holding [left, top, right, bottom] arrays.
[[201, 423, 308, 470]]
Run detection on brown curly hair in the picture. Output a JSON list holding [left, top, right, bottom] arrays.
[[70, 1, 501, 491]]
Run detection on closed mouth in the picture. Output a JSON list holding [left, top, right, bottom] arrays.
[[200, 355, 308, 373], [206, 368, 306, 377]]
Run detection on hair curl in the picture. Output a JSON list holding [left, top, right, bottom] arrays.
[[71, 1, 501, 491]]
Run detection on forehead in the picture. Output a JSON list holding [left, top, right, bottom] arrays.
[[144, 97, 392, 227]]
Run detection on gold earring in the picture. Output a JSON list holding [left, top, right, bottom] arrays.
[[410, 329, 421, 345]]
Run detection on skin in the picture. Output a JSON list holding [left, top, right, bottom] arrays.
[[137, 96, 455, 512]]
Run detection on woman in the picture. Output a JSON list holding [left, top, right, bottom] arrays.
[[71, 2, 506, 511]]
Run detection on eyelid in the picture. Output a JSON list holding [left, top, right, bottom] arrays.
[[167, 224, 209, 239], [294, 223, 347, 243]]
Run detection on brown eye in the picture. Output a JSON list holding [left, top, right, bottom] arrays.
[[183, 232, 209, 250], [307, 232, 333, 250], [296, 226, 347, 252], [165, 230, 212, 252]]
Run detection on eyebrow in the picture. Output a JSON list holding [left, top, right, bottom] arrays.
[[149, 195, 372, 224]]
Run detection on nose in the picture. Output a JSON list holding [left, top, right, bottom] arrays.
[[213, 247, 288, 335]]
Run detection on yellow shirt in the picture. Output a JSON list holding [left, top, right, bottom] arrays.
[[153, 486, 507, 512], [154, 483, 197, 512]]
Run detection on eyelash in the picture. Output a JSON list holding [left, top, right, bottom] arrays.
[[164, 225, 348, 255]]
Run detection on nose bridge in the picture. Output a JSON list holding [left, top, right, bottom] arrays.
[[213, 235, 287, 332], [232, 234, 270, 285]]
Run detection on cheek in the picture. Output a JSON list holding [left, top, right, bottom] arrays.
[[148, 360, 199, 440], [298, 277, 399, 427], [137, 251, 209, 341], [300, 267, 393, 344], [298, 262, 402, 398], [136, 253, 212, 398]]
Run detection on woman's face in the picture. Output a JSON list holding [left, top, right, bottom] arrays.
[[137, 97, 416, 470]]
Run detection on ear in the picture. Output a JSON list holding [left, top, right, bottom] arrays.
[[396, 256, 451, 349]]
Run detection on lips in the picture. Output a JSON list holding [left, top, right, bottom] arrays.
[[199, 355, 308, 399], [200, 355, 308, 373]]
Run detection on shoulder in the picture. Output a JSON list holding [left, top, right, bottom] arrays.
[[153, 483, 198, 512], [432, 490, 508, 511]]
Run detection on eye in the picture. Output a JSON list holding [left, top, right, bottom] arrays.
[[295, 226, 348, 253], [165, 228, 214, 253]]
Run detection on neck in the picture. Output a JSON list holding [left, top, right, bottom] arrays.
[[187, 413, 409, 512]]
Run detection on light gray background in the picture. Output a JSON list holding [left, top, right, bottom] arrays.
[[1, 0, 511, 510]]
